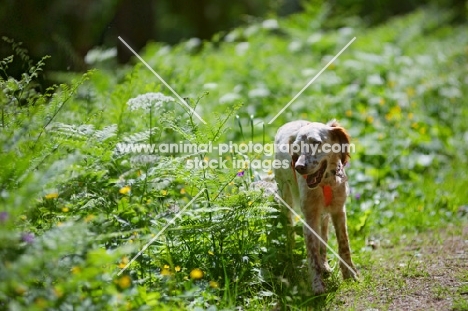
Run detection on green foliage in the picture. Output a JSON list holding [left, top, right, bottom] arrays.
[[1, 8, 468, 310]]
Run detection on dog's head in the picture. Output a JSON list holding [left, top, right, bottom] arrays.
[[290, 120, 350, 189]]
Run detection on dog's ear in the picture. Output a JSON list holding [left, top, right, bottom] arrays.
[[327, 119, 340, 127], [329, 123, 351, 165], [288, 135, 299, 163]]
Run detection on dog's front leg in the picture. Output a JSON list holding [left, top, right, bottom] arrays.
[[277, 183, 296, 259], [320, 213, 332, 275], [331, 207, 358, 280], [303, 203, 326, 294]]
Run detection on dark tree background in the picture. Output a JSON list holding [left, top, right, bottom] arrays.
[[0, 0, 465, 83]]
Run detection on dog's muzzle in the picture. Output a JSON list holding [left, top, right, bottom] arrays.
[[303, 160, 327, 189]]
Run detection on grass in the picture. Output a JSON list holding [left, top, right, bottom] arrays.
[[330, 225, 468, 310], [1, 5, 468, 310]]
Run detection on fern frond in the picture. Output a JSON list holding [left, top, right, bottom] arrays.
[[122, 128, 161, 143], [94, 124, 117, 142], [48, 122, 95, 140]]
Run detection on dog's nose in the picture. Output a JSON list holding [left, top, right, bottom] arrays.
[[294, 155, 307, 173], [295, 163, 307, 173]]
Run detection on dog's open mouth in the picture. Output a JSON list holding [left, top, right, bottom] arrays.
[[304, 160, 327, 189]]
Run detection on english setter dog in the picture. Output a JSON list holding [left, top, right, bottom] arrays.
[[274, 120, 358, 294]]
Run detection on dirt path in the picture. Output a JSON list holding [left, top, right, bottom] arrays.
[[330, 225, 468, 310]]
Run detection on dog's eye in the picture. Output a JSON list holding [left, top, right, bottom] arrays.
[[310, 140, 321, 146]]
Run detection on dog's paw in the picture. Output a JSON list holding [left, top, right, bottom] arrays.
[[312, 277, 327, 295], [312, 285, 327, 295], [342, 268, 359, 281], [320, 262, 333, 277]]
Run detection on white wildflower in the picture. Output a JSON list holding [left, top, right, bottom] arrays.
[[84, 47, 117, 65], [288, 41, 302, 53], [301, 68, 316, 77], [307, 33, 322, 44], [236, 42, 249, 56], [203, 83, 218, 90], [262, 19, 279, 30], [127, 92, 175, 111], [185, 37, 201, 51], [248, 86, 270, 98], [220, 93, 241, 104], [367, 74, 384, 85]]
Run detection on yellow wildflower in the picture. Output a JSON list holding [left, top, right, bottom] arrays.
[[71, 266, 81, 275], [385, 105, 401, 120], [34, 297, 47, 308], [175, 266, 181, 272], [119, 186, 131, 195], [119, 256, 129, 267], [53, 287, 63, 298], [15, 285, 27, 296], [45, 193, 59, 199], [180, 188, 186, 194], [62, 207, 69, 212], [116, 275, 131, 289], [209, 281, 219, 288], [160, 267, 172, 276], [189, 268, 204, 280]]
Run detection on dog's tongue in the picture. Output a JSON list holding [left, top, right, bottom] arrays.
[[304, 174, 318, 185], [306, 174, 317, 186]]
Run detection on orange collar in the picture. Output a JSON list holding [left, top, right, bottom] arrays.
[[291, 160, 333, 206], [322, 185, 333, 206]]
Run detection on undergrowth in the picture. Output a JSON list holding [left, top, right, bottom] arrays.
[[1, 6, 468, 310]]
